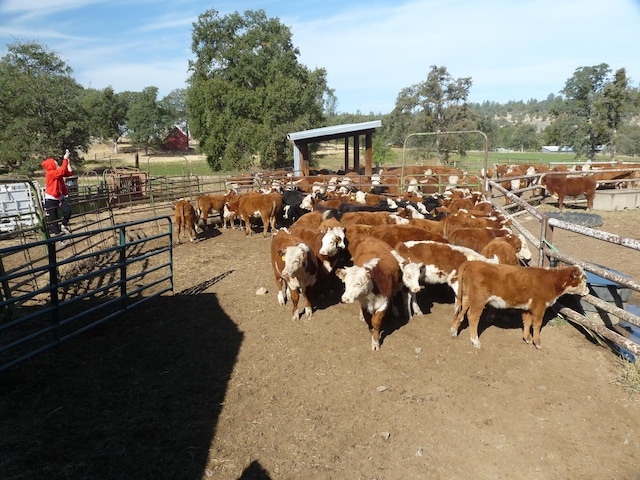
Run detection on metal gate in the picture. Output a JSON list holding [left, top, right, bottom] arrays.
[[0, 216, 174, 372]]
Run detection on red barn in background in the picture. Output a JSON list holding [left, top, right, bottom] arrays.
[[162, 127, 189, 151]]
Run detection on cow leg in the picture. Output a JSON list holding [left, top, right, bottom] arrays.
[[290, 288, 301, 321], [450, 296, 469, 338], [409, 291, 423, 318], [528, 309, 545, 349], [370, 309, 386, 351], [275, 277, 287, 306], [301, 286, 313, 320], [466, 306, 483, 348], [558, 194, 564, 211], [587, 193, 594, 211], [176, 221, 183, 244]]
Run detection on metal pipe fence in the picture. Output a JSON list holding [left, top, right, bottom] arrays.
[[0, 216, 173, 372]]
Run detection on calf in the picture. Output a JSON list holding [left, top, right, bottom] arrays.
[[368, 223, 448, 247], [393, 240, 498, 318], [288, 224, 347, 275], [450, 262, 588, 349], [227, 192, 283, 236], [447, 227, 510, 252], [195, 192, 236, 229], [173, 199, 202, 243], [540, 173, 597, 211], [336, 236, 405, 351], [281, 189, 316, 225], [483, 234, 532, 265], [270, 229, 319, 321], [340, 211, 409, 226]]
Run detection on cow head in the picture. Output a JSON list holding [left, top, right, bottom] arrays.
[[280, 243, 310, 290], [515, 234, 532, 262], [560, 265, 589, 297], [319, 226, 346, 257], [336, 258, 379, 304], [400, 261, 423, 293], [300, 194, 315, 211], [390, 250, 423, 293]]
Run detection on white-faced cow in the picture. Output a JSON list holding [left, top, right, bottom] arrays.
[[335, 236, 405, 351], [270, 229, 319, 321], [392, 240, 498, 318]]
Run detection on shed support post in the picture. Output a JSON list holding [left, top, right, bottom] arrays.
[[365, 132, 373, 176], [353, 135, 360, 173], [299, 142, 310, 177], [344, 140, 349, 171]]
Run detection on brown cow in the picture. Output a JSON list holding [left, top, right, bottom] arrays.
[[450, 262, 588, 349], [479, 236, 521, 265], [173, 199, 202, 243], [196, 191, 237, 229], [368, 223, 448, 248], [288, 224, 347, 276], [340, 211, 409, 226], [393, 240, 498, 317], [270, 229, 319, 321], [336, 236, 405, 350], [540, 174, 597, 211], [226, 192, 283, 236]]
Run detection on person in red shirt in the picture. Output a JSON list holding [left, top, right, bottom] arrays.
[[42, 149, 74, 236]]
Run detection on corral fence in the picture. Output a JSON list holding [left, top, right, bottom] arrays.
[[2, 155, 640, 370], [0, 216, 173, 372], [489, 180, 640, 360]]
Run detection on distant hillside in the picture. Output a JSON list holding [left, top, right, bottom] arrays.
[[470, 94, 559, 130]]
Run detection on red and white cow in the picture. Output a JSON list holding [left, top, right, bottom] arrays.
[[226, 192, 283, 236], [195, 191, 237, 229], [450, 262, 588, 349], [340, 210, 409, 226], [335, 236, 405, 351], [270, 229, 319, 321], [393, 240, 498, 318], [480, 234, 532, 265], [288, 223, 347, 275], [367, 223, 448, 248]]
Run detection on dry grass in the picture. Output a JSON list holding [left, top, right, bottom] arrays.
[[614, 359, 640, 397]]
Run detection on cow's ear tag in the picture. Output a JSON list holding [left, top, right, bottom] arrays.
[[281, 255, 286, 262]]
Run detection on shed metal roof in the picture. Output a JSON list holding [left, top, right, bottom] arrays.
[[287, 120, 382, 143]]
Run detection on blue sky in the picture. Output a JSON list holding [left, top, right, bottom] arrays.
[[1, 0, 639, 114]]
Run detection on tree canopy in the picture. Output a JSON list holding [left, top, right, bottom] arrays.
[[384, 66, 474, 161], [186, 9, 328, 171], [0, 41, 91, 173]]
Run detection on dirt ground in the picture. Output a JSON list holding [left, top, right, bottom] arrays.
[[1, 201, 640, 479]]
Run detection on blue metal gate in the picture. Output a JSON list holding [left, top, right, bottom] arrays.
[[0, 216, 173, 372]]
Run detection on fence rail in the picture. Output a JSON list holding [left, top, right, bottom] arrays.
[[0, 216, 173, 372], [488, 179, 640, 358]]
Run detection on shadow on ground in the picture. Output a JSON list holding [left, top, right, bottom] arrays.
[[0, 286, 247, 479]]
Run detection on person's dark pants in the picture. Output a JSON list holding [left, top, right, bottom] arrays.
[[43, 198, 71, 235]]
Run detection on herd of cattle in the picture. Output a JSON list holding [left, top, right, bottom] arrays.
[[171, 162, 600, 351]]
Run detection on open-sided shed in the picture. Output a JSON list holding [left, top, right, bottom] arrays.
[[287, 120, 381, 176]]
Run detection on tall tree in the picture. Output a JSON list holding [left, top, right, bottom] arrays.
[[160, 88, 189, 137], [126, 87, 171, 154], [0, 41, 90, 173], [81, 86, 129, 152], [600, 68, 630, 161], [560, 63, 611, 160], [386, 65, 472, 161], [187, 9, 328, 171]]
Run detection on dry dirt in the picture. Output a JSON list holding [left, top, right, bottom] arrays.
[[2, 203, 640, 480]]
